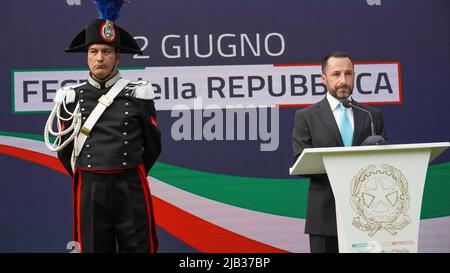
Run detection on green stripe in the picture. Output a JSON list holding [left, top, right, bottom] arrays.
[[151, 162, 309, 218], [422, 163, 450, 218], [151, 162, 450, 220], [1, 131, 450, 219]]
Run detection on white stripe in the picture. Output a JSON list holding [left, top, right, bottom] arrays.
[[419, 216, 450, 253], [150, 177, 309, 253], [0, 136, 54, 156]]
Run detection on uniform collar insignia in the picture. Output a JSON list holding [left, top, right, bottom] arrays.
[[88, 71, 122, 89]]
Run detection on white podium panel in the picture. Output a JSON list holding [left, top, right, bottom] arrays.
[[289, 142, 450, 253], [323, 150, 429, 253]]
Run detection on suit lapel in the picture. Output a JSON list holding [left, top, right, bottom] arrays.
[[316, 98, 344, 146]]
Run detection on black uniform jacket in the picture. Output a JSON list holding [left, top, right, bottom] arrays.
[[292, 97, 386, 236], [57, 72, 161, 177]]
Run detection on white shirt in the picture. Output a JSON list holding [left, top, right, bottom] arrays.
[[326, 92, 354, 131]]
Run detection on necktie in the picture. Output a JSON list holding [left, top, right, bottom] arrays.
[[338, 103, 353, 147]]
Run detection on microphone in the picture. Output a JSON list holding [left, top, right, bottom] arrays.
[[341, 99, 387, 145]]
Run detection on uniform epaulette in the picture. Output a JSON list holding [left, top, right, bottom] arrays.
[[127, 80, 156, 100], [54, 82, 86, 104]]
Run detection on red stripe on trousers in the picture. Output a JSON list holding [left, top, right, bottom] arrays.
[[137, 164, 158, 253], [72, 169, 83, 252]]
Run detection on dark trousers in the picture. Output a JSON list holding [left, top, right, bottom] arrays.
[[309, 235, 339, 253], [72, 166, 158, 253]]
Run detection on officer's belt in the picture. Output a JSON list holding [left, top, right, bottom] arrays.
[[74, 79, 130, 158]]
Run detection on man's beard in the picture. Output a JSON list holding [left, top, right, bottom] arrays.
[[329, 84, 353, 100]]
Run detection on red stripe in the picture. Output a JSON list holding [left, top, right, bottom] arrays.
[[273, 62, 320, 67], [70, 169, 82, 253], [150, 115, 158, 128], [0, 144, 68, 174], [277, 103, 312, 108], [78, 165, 138, 173], [0, 145, 288, 253], [353, 61, 401, 65], [137, 164, 157, 253], [152, 196, 286, 253], [72, 171, 77, 245], [76, 170, 82, 252], [276, 100, 404, 108], [397, 61, 403, 105], [82, 168, 133, 174], [274, 61, 401, 67]]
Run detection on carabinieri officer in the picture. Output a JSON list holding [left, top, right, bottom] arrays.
[[44, 1, 161, 253]]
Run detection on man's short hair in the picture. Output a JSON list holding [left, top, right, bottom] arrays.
[[321, 51, 353, 73]]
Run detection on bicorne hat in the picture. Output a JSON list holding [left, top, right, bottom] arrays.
[[64, 0, 142, 55]]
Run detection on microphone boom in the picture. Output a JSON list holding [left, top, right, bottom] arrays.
[[340, 99, 387, 145]]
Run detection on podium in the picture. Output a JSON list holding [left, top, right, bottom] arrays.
[[289, 142, 450, 253]]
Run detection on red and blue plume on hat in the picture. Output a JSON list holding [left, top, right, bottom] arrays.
[[95, 0, 129, 22]]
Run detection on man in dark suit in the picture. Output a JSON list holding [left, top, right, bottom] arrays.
[[292, 51, 387, 253]]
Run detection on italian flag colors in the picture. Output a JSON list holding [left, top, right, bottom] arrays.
[[1, 132, 449, 252]]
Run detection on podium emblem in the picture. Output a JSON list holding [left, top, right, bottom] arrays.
[[350, 164, 411, 236]]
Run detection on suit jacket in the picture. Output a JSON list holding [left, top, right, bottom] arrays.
[[292, 97, 387, 236]]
